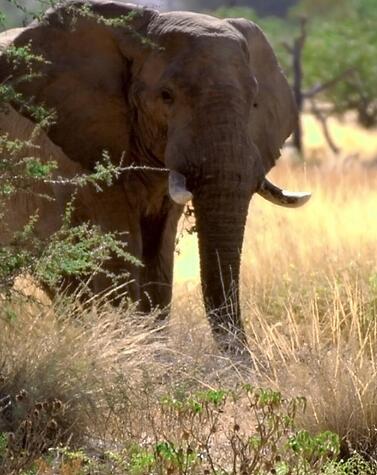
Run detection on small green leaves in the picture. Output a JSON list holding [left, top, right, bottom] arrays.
[[255, 387, 283, 408], [25, 158, 57, 178], [0, 433, 7, 457], [202, 389, 227, 407], [155, 385, 340, 474], [35, 222, 139, 288], [4, 43, 47, 70]]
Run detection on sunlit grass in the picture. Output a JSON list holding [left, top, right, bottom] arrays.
[[172, 118, 377, 456], [1, 116, 377, 470], [244, 161, 377, 281], [302, 112, 377, 162]]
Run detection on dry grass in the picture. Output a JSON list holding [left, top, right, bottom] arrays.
[[301, 112, 377, 163], [172, 130, 377, 456], [1, 116, 377, 471], [241, 160, 377, 456], [0, 292, 164, 452]]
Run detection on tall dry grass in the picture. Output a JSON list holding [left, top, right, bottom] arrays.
[[242, 161, 377, 455], [173, 156, 377, 456], [0, 293, 165, 453], [1, 115, 377, 468]]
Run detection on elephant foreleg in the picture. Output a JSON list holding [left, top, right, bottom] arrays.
[[139, 199, 183, 322], [73, 183, 143, 304]]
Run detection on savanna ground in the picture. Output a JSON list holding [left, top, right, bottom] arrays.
[[1, 114, 377, 473]]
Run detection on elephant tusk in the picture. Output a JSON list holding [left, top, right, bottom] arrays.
[[169, 170, 193, 205], [257, 179, 311, 208]]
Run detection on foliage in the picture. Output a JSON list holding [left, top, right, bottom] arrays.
[[1, 383, 341, 474], [34, 212, 137, 289], [323, 453, 377, 474], [0, 3, 140, 295], [297, 0, 377, 127]]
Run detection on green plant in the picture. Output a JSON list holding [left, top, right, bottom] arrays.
[[0, 4, 141, 297], [18, 385, 341, 474], [121, 386, 339, 474], [323, 453, 377, 474]]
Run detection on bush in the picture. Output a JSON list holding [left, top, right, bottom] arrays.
[[1, 381, 341, 474], [0, 5, 138, 297]]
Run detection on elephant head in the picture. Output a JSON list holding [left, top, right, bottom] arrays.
[[0, 1, 310, 350]]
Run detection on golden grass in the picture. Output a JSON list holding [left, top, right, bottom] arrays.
[[244, 161, 377, 282], [1, 115, 377, 468], [241, 161, 377, 454], [172, 116, 377, 454], [171, 169, 377, 456], [302, 112, 377, 162]]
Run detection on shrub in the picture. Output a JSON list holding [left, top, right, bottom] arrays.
[[2, 384, 340, 474], [0, 4, 139, 297]]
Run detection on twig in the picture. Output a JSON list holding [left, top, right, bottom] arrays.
[[304, 68, 355, 99]]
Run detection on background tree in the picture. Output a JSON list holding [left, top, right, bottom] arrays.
[[215, 0, 377, 155], [298, 0, 377, 128]]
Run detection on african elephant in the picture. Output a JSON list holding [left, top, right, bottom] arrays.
[[0, 0, 310, 350]]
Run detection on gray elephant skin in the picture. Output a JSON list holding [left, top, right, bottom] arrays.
[[0, 0, 310, 350]]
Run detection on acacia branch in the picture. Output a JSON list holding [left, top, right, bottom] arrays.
[[304, 68, 355, 99]]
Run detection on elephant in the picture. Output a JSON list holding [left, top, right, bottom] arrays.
[[0, 0, 311, 351]]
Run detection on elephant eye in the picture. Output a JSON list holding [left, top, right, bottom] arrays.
[[160, 88, 174, 105]]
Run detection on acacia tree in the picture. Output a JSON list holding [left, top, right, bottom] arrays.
[[283, 0, 377, 153], [300, 1, 377, 129], [215, 0, 377, 155], [282, 17, 353, 154]]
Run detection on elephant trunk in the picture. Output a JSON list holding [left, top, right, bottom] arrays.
[[194, 187, 250, 349], [167, 101, 260, 352], [192, 143, 254, 351]]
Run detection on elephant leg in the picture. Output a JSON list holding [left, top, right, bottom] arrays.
[[139, 198, 183, 322], [72, 183, 143, 304]]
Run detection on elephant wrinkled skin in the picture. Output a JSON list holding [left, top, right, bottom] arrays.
[[0, 1, 310, 351]]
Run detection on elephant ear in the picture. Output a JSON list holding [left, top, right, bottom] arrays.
[[0, 0, 158, 170], [227, 18, 297, 174]]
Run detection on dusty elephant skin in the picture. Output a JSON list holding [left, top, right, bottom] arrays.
[[0, 0, 309, 352]]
